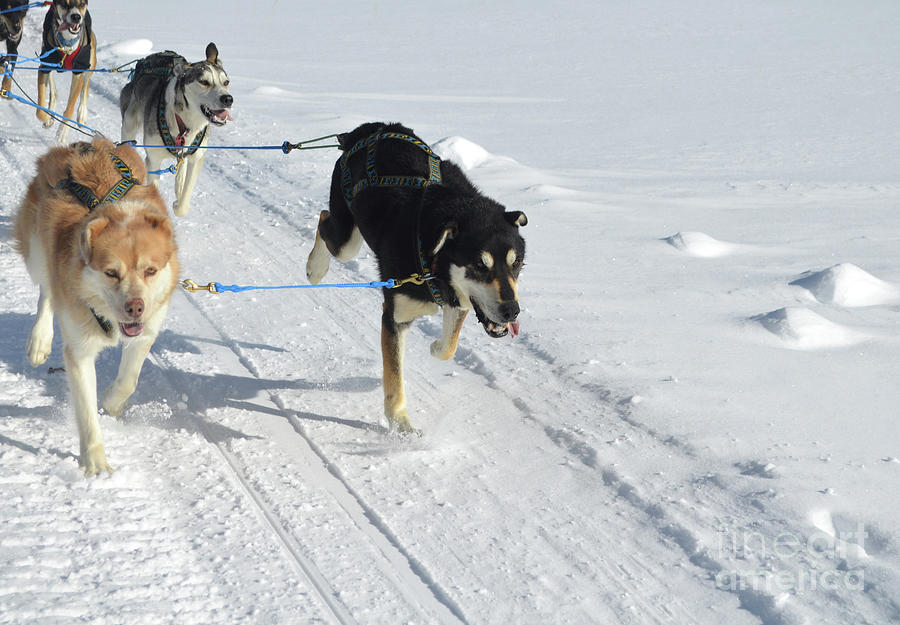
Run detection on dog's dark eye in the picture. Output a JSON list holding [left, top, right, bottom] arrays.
[[223, 80, 230, 87], [145, 267, 158, 278], [199, 79, 211, 87], [104, 269, 119, 280], [475, 260, 490, 272]]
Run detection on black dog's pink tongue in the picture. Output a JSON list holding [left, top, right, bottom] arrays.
[[509, 321, 520, 338]]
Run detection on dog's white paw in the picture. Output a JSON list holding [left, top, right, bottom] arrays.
[[430, 339, 456, 361], [172, 199, 190, 217], [55, 124, 69, 144], [101, 388, 131, 418], [26, 325, 53, 367], [306, 243, 331, 285], [36, 110, 54, 128], [81, 443, 113, 477]]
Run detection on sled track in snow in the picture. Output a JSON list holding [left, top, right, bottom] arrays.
[[152, 290, 470, 625]]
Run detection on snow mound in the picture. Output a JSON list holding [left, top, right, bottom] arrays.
[[663, 232, 738, 258], [524, 184, 579, 198], [103, 39, 153, 57], [432, 136, 490, 170], [752, 307, 868, 350], [253, 86, 293, 97], [790, 263, 900, 307]]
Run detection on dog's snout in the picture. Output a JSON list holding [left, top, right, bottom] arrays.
[[220, 94, 233, 108], [498, 300, 520, 322], [69, 12, 81, 23], [125, 298, 144, 319]]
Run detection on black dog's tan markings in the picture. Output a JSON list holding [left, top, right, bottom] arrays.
[[35, 0, 98, 144], [0, 0, 29, 93], [307, 122, 527, 433]]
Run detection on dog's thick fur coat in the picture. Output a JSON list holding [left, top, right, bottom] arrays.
[[14, 137, 179, 476], [36, 0, 97, 144], [307, 122, 527, 432], [120, 43, 233, 217]]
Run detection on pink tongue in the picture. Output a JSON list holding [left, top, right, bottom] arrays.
[[509, 321, 520, 338], [215, 110, 233, 122], [120, 323, 144, 337]]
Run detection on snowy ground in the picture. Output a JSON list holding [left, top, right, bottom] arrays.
[[1, 2, 899, 624]]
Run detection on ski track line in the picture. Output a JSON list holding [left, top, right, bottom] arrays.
[[162, 289, 470, 625], [149, 349, 358, 625]]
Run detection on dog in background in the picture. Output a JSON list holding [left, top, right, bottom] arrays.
[[14, 137, 179, 476], [120, 43, 233, 217], [36, 0, 97, 144], [0, 0, 29, 93], [307, 122, 527, 433]]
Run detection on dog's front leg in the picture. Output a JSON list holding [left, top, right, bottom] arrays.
[[144, 150, 165, 189], [35, 71, 54, 127], [172, 151, 206, 217], [26, 286, 54, 366], [306, 211, 332, 284], [2, 40, 18, 93], [63, 344, 112, 476], [382, 310, 415, 433], [75, 72, 92, 125], [102, 332, 156, 418], [56, 73, 86, 144], [430, 306, 469, 361]]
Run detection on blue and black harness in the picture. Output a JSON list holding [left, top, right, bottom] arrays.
[[339, 130, 446, 306]]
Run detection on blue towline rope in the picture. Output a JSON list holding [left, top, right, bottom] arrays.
[[1, 48, 60, 64], [147, 164, 178, 176], [0, 86, 339, 175], [216, 280, 395, 293], [0, 1, 46, 14], [10, 62, 138, 74], [0, 90, 100, 133], [182, 278, 396, 294]]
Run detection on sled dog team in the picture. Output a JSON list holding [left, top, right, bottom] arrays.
[[8, 0, 527, 476]]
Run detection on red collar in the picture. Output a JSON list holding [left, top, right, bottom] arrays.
[[61, 44, 82, 70]]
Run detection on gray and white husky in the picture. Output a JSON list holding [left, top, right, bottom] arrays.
[[119, 43, 233, 217]]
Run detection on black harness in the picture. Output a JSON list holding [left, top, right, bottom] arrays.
[[129, 51, 206, 157], [339, 130, 447, 306], [56, 143, 139, 335]]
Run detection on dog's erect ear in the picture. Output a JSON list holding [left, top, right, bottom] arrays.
[[432, 222, 458, 256], [143, 212, 173, 236], [205, 42, 220, 66], [80, 216, 109, 264], [504, 211, 528, 227]]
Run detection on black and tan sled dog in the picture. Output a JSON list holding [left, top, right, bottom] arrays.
[[36, 0, 97, 144], [306, 122, 527, 433], [0, 0, 29, 93]]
